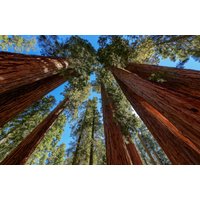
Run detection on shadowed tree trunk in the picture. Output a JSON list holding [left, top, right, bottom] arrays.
[[106, 87, 142, 165], [89, 108, 95, 165], [151, 148, 162, 165], [0, 97, 69, 165], [0, 74, 69, 128], [111, 67, 200, 150], [72, 130, 83, 165], [72, 108, 89, 165], [115, 78, 200, 164], [101, 83, 132, 165], [126, 63, 200, 99], [137, 133, 157, 165], [125, 136, 143, 165], [0, 52, 70, 94]]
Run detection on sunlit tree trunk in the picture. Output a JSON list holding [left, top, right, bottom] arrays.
[[89, 108, 95, 165], [126, 63, 200, 99], [0, 97, 69, 165], [111, 67, 200, 151], [115, 78, 200, 164], [101, 84, 132, 165], [0, 74, 69, 128], [137, 133, 157, 165], [0, 52, 70, 94], [125, 136, 143, 165]]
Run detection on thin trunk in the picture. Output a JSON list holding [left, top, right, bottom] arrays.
[[0, 52, 70, 94], [101, 83, 132, 165], [72, 108, 89, 165], [89, 108, 95, 165], [151, 148, 162, 165], [115, 78, 200, 164], [72, 130, 84, 165], [126, 63, 200, 99], [137, 133, 157, 165], [0, 74, 70, 128], [125, 136, 143, 165], [111, 67, 200, 150], [0, 97, 69, 165]]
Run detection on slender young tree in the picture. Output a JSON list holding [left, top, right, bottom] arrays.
[[70, 98, 105, 165]]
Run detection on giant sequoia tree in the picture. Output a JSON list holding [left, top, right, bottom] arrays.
[[0, 35, 200, 165]]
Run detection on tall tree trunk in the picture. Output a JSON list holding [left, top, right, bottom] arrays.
[[115, 78, 200, 164], [89, 108, 95, 165], [137, 133, 157, 165], [0, 52, 70, 94], [111, 67, 200, 150], [0, 97, 69, 165], [72, 108, 89, 165], [101, 84, 132, 165], [0, 74, 70, 128], [151, 148, 162, 165], [105, 86, 142, 165], [72, 128, 84, 165], [126, 63, 200, 99], [125, 136, 143, 165]]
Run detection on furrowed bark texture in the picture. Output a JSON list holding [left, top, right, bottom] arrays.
[[106, 90, 142, 165], [0, 74, 68, 128], [126, 63, 200, 99], [125, 136, 143, 165], [101, 84, 132, 165], [0, 52, 70, 94], [111, 67, 200, 150], [0, 98, 69, 165], [115, 78, 200, 164]]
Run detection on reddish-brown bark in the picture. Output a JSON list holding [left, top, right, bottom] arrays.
[[0, 52, 70, 94], [0, 97, 69, 165], [101, 84, 132, 165], [125, 136, 143, 165], [111, 67, 200, 150], [126, 63, 200, 99], [115, 78, 200, 164], [0, 74, 69, 128]]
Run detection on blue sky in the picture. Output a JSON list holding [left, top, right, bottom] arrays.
[[23, 35, 200, 148]]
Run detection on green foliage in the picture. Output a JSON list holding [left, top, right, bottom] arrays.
[[148, 72, 167, 83], [27, 114, 67, 165], [38, 35, 97, 89], [0, 35, 36, 52], [97, 35, 159, 68], [0, 96, 55, 162], [67, 98, 106, 165]]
